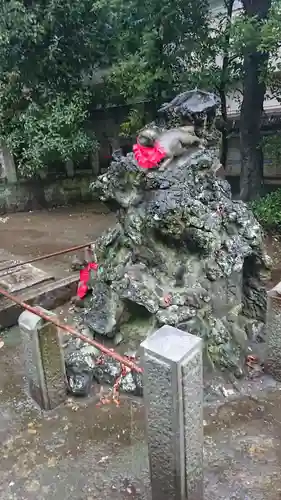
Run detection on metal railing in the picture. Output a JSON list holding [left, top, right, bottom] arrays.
[[0, 242, 93, 272], [0, 287, 142, 374]]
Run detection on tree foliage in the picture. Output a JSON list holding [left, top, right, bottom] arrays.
[[251, 188, 281, 229], [262, 134, 281, 170], [188, 0, 281, 200], [6, 92, 95, 177], [104, 0, 209, 104], [0, 0, 211, 176], [1, 0, 281, 191], [0, 0, 115, 176]]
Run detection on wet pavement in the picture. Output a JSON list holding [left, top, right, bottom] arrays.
[[1, 207, 281, 498], [205, 392, 281, 499], [0, 203, 115, 276], [0, 326, 281, 499], [0, 327, 150, 500]]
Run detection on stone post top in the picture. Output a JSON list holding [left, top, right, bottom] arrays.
[[18, 307, 56, 331], [141, 325, 202, 363], [268, 282, 281, 300]]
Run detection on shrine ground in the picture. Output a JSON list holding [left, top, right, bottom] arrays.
[[0, 203, 116, 276], [1, 204, 281, 499], [1, 325, 281, 500]]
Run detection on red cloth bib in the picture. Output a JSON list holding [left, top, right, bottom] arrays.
[[77, 262, 99, 299], [133, 140, 166, 169]]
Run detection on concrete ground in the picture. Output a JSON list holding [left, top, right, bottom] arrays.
[[0, 203, 116, 276], [0, 325, 281, 500]]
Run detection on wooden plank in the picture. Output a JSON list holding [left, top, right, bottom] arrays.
[[0, 263, 54, 293], [0, 274, 78, 329]]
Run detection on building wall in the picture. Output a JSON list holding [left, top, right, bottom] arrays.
[[0, 175, 95, 214], [0, 138, 101, 214]]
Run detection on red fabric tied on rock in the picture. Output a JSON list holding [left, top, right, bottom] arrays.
[[133, 140, 166, 169], [77, 262, 98, 299]]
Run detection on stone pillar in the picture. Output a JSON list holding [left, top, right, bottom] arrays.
[[65, 159, 75, 177], [90, 149, 100, 176], [265, 285, 281, 380], [109, 136, 123, 160], [18, 307, 66, 410], [0, 144, 17, 183], [110, 136, 120, 152], [140, 325, 203, 500]]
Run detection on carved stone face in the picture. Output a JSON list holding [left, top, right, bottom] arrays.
[[138, 134, 155, 147], [137, 127, 160, 147]]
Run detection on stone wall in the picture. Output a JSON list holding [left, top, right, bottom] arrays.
[[0, 175, 94, 214]]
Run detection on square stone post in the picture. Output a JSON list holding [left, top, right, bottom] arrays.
[[18, 307, 66, 410], [0, 144, 17, 183], [65, 159, 75, 177], [265, 286, 281, 380], [140, 325, 203, 500], [90, 149, 100, 176]]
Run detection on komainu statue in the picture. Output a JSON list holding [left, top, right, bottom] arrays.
[[73, 90, 270, 386]]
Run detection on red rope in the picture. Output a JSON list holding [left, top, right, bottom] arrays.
[[0, 287, 143, 373]]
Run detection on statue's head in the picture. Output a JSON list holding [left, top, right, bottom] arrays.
[[137, 126, 161, 147]]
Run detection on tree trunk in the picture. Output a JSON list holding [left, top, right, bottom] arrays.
[[218, 0, 235, 169], [239, 0, 272, 201], [219, 90, 228, 168]]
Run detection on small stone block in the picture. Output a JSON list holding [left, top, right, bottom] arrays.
[[141, 325, 203, 500], [19, 307, 66, 410], [265, 291, 281, 381], [270, 281, 281, 295]]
